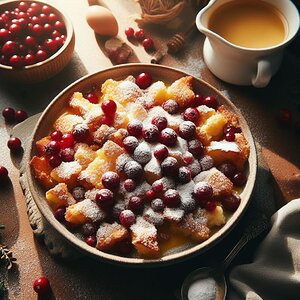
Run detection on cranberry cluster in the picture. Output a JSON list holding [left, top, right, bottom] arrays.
[[124, 27, 155, 51], [2, 106, 28, 122], [0, 1, 66, 68]]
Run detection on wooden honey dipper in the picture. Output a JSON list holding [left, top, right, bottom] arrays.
[[167, 21, 197, 53]]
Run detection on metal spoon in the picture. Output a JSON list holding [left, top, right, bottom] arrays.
[[181, 213, 270, 300]]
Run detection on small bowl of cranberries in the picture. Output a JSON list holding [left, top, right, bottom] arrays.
[[0, 0, 75, 83]]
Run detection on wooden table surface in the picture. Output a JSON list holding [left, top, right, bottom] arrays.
[[0, 1, 300, 299]]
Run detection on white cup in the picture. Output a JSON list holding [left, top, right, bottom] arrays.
[[196, 0, 300, 88]]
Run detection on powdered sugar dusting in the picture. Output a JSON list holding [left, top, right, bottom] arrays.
[[119, 80, 143, 101], [208, 140, 240, 152], [54, 161, 82, 180], [163, 207, 185, 222], [76, 199, 106, 222], [177, 181, 196, 212], [143, 207, 164, 226]]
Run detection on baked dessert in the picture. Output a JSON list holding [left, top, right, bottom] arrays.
[[30, 72, 250, 258]]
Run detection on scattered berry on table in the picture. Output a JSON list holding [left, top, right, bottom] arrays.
[[7, 137, 22, 152], [33, 277, 51, 295]]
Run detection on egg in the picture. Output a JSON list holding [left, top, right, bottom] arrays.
[[86, 5, 118, 36]]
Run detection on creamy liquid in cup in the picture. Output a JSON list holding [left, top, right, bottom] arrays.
[[208, 0, 288, 48]]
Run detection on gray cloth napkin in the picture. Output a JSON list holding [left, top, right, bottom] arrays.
[[229, 198, 300, 300]]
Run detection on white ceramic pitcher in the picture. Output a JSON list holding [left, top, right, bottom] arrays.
[[196, 0, 300, 88]]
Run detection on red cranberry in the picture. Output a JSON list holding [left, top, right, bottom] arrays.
[[24, 36, 37, 48], [54, 20, 65, 32], [95, 188, 114, 207], [152, 180, 163, 193], [48, 13, 58, 24], [127, 120, 143, 137], [31, 15, 41, 24], [203, 96, 218, 109], [44, 38, 58, 53], [224, 125, 241, 134], [0, 166, 9, 183], [2, 107, 15, 122], [277, 109, 292, 125], [232, 172, 247, 186], [2, 41, 19, 57], [9, 23, 22, 37], [151, 198, 165, 212], [119, 210, 135, 227], [101, 99, 117, 116], [85, 235, 97, 247], [183, 107, 199, 123], [32, 23, 44, 37], [225, 131, 235, 142], [59, 147, 75, 162], [7, 137, 22, 152], [142, 38, 154, 51], [36, 49, 48, 62], [160, 128, 177, 146], [205, 200, 217, 212], [152, 116, 167, 131], [178, 166, 192, 183], [128, 196, 144, 212], [125, 27, 134, 38], [192, 94, 204, 107], [163, 189, 180, 207], [183, 152, 193, 164], [221, 194, 240, 212], [124, 179, 136, 192], [71, 186, 86, 200], [142, 124, 159, 143], [188, 139, 204, 157], [101, 171, 120, 190], [15, 110, 28, 122], [136, 72, 152, 89], [73, 124, 90, 142], [54, 206, 66, 222], [134, 28, 145, 40], [161, 157, 179, 176], [218, 162, 237, 179], [45, 140, 61, 156], [9, 55, 24, 68], [123, 136, 139, 153], [85, 92, 99, 104], [39, 13, 48, 24], [101, 114, 114, 126], [60, 133, 74, 148], [24, 53, 35, 65], [50, 130, 62, 141], [124, 161, 143, 180], [162, 100, 179, 114], [154, 144, 169, 160], [42, 5, 51, 14], [178, 121, 196, 140], [145, 189, 156, 201], [116, 239, 132, 255], [33, 277, 51, 295], [194, 182, 213, 202], [0, 28, 11, 44], [43, 23, 53, 34], [82, 223, 97, 237], [48, 155, 61, 168], [18, 1, 29, 11]]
